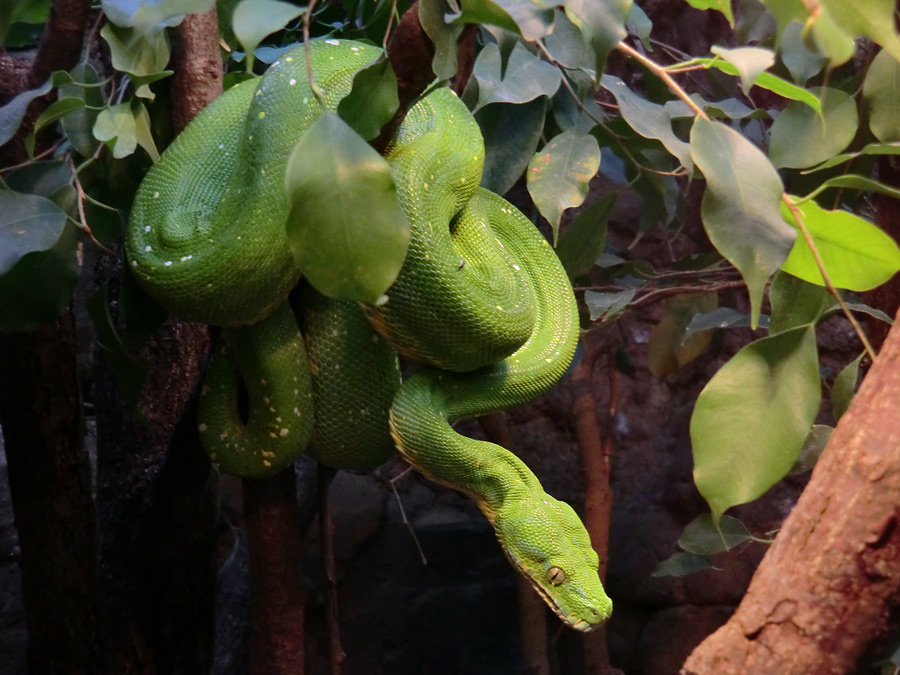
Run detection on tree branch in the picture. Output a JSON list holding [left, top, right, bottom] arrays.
[[682, 305, 900, 674]]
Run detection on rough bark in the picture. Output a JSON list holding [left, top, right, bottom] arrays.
[[92, 10, 223, 672], [169, 8, 224, 135], [244, 467, 307, 675], [682, 307, 900, 674], [0, 316, 100, 674]]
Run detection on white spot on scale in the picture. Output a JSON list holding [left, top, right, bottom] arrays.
[[332, 329, 339, 336], [164, 261, 172, 266], [326, 39, 340, 45], [198, 424, 208, 432], [513, 264, 520, 271], [289, 78, 296, 85], [280, 428, 289, 437], [153, 191, 160, 198], [261, 379, 267, 386], [351, 46, 359, 51], [218, 143, 224, 149], [144, 225, 151, 232], [131, 260, 138, 267], [145, 245, 152, 252], [286, 57, 293, 62]]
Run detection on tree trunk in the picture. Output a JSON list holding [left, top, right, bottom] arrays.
[[0, 316, 100, 673], [682, 307, 900, 674], [93, 10, 223, 672]]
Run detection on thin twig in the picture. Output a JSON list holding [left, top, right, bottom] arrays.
[[381, 0, 400, 49], [70, 161, 115, 256], [0, 143, 60, 173], [782, 194, 877, 360], [303, 0, 328, 108], [389, 466, 428, 565], [616, 40, 710, 121]]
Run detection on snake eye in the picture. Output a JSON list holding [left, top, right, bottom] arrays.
[[547, 567, 566, 585]]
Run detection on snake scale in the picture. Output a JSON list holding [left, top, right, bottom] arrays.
[[127, 38, 611, 631]]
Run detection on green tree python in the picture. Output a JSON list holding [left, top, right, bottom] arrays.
[[127, 38, 612, 631]]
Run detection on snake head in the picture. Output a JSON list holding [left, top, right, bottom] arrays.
[[494, 494, 612, 631]]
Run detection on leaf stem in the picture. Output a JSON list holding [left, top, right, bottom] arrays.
[[781, 194, 877, 361]]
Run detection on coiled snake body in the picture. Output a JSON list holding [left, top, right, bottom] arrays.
[[127, 39, 611, 630]]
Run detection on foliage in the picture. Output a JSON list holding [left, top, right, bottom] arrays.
[[3, 0, 900, 575]]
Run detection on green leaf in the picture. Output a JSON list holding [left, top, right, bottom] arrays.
[[0, 79, 52, 147], [565, 0, 631, 76], [678, 514, 752, 555], [101, 22, 170, 77], [804, 141, 900, 172], [601, 74, 692, 171], [450, 0, 555, 41], [544, 9, 587, 69], [4, 160, 76, 213], [801, 174, 900, 203], [648, 293, 717, 378], [756, 0, 806, 32], [710, 46, 774, 94], [93, 102, 138, 159], [585, 287, 635, 322], [232, 0, 303, 71], [779, 21, 825, 84], [473, 41, 560, 112], [1, 0, 50, 46], [689, 57, 821, 113], [476, 98, 546, 196], [769, 86, 858, 169], [691, 324, 821, 522], [527, 128, 601, 242], [819, 0, 900, 65], [768, 271, 833, 334], [790, 424, 833, 474], [690, 117, 795, 328], [652, 551, 717, 577], [683, 0, 733, 26], [103, 0, 214, 34], [780, 198, 900, 292], [419, 0, 464, 80], [336, 55, 399, 141], [0, 191, 78, 332], [863, 49, 900, 143], [808, 9, 856, 67], [132, 100, 159, 161], [626, 3, 652, 50], [285, 113, 409, 302], [684, 307, 764, 341], [555, 194, 615, 280], [0, 190, 70, 275], [832, 353, 864, 421], [59, 63, 104, 156]]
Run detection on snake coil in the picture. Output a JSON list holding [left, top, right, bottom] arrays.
[[127, 38, 611, 631]]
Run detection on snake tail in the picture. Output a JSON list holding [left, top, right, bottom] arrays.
[[197, 302, 314, 478]]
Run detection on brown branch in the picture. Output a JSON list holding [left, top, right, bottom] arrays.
[[244, 467, 306, 675], [682, 304, 900, 673], [169, 7, 224, 136], [570, 340, 615, 675]]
